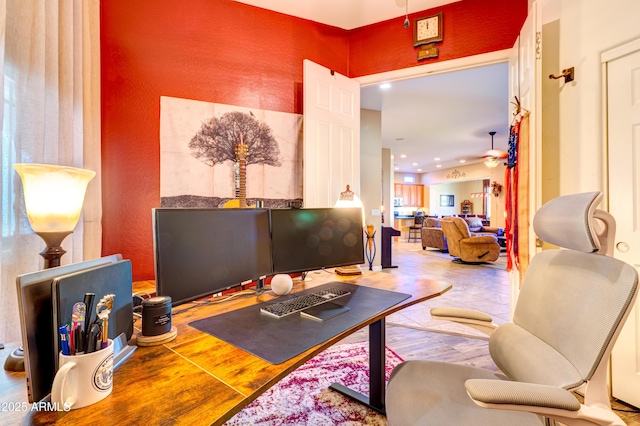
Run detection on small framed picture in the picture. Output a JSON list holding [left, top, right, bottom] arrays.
[[440, 194, 454, 207]]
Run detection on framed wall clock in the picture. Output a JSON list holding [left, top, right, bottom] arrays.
[[413, 12, 443, 47]]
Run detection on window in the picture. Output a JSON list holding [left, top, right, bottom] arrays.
[[2, 73, 18, 238]]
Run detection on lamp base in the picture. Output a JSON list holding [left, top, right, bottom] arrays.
[[4, 346, 25, 372], [37, 231, 71, 269], [39, 246, 67, 269]]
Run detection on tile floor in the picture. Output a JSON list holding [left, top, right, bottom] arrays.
[[340, 239, 640, 425]]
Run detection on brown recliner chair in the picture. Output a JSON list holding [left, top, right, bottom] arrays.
[[421, 217, 448, 252], [440, 217, 500, 264]]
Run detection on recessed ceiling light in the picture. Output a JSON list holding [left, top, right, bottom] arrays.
[[436, 164, 442, 168], [412, 162, 418, 166], [394, 167, 399, 170], [459, 159, 466, 163], [417, 168, 422, 172], [400, 154, 407, 158], [434, 157, 440, 161], [380, 83, 391, 89]]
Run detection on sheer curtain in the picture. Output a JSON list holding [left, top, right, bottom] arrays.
[[0, 0, 101, 344]]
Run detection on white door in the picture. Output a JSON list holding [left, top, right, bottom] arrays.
[[507, 0, 541, 311], [605, 38, 640, 408], [303, 59, 360, 208]]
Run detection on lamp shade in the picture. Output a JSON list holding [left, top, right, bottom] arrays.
[[13, 163, 95, 233], [335, 185, 365, 225]]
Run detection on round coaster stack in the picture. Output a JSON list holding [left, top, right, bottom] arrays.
[[135, 326, 178, 346]]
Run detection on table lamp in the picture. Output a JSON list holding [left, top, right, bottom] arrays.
[[13, 163, 96, 269], [334, 185, 364, 276], [4, 164, 95, 372]]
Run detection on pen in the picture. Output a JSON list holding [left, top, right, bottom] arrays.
[[69, 325, 75, 355], [74, 325, 85, 355], [59, 325, 70, 356], [83, 293, 95, 352]]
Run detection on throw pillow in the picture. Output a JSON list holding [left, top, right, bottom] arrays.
[[464, 217, 483, 232]]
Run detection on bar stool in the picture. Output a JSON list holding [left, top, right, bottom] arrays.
[[408, 215, 424, 242]]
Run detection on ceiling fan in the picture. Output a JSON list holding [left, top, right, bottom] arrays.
[[482, 131, 507, 168]]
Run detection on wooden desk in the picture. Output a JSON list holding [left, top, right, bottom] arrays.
[[1, 271, 450, 425]]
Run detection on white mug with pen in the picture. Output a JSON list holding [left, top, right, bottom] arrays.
[[51, 338, 114, 409], [52, 293, 115, 409]]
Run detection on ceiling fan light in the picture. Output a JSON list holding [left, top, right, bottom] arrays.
[[485, 149, 503, 158], [484, 157, 501, 168]]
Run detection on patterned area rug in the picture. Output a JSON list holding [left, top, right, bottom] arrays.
[[225, 341, 403, 425]]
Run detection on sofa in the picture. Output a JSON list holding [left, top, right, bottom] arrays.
[[421, 217, 448, 252], [462, 216, 504, 237]]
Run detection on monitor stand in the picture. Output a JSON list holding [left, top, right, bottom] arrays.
[[254, 276, 273, 295], [295, 271, 312, 282]]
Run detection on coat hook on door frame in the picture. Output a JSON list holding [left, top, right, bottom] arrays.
[[549, 67, 575, 83]]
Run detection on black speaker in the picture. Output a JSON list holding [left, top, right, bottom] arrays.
[[141, 296, 172, 337]]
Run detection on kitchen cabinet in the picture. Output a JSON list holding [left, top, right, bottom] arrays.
[[394, 184, 403, 198], [394, 217, 414, 241], [394, 184, 424, 207]]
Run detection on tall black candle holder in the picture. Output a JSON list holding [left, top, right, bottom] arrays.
[[364, 227, 376, 271]]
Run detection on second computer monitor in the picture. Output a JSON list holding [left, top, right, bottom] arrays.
[[270, 207, 364, 275]]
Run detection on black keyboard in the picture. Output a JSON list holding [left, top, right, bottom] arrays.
[[260, 288, 351, 318]]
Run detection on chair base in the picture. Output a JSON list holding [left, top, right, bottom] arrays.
[[408, 228, 421, 242], [451, 257, 488, 265]]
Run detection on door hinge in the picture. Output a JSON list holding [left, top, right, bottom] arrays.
[[535, 31, 542, 59]]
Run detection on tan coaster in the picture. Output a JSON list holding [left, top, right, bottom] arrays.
[[335, 265, 362, 276], [135, 326, 178, 346]]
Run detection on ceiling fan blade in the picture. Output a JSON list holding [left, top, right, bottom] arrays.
[[483, 149, 507, 159]]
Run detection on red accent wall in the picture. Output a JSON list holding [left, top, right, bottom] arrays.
[[101, 0, 527, 280], [348, 0, 527, 77]]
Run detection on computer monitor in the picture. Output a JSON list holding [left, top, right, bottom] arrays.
[[153, 208, 273, 306], [270, 207, 364, 274]]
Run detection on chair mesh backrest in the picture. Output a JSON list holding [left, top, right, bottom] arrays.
[[513, 250, 637, 382], [510, 192, 638, 383], [414, 216, 425, 226], [533, 191, 601, 252]]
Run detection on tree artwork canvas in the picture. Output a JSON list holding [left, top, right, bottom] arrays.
[[160, 96, 303, 208]]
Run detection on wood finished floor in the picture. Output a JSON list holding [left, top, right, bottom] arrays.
[[338, 239, 640, 425]]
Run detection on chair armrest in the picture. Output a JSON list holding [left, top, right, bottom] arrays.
[[480, 226, 502, 235], [465, 379, 626, 426], [430, 307, 496, 335], [462, 236, 498, 244]]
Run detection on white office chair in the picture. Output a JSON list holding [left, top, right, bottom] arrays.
[[386, 192, 638, 426]]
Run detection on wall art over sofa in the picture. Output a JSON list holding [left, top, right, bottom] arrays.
[[159, 96, 303, 208]]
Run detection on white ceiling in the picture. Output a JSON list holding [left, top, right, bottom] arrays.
[[234, 0, 509, 174], [234, 0, 462, 30], [361, 64, 509, 173]]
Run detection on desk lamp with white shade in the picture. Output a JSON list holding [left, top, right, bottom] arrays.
[[4, 163, 95, 371]]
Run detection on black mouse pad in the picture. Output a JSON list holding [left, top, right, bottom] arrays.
[[189, 282, 410, 364]]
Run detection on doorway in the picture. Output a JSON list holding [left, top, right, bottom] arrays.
[[358, 50, 511, 232]]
